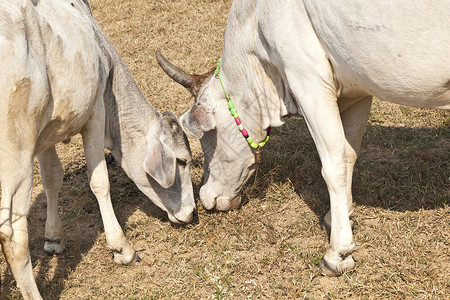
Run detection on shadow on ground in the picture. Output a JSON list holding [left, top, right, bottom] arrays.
[[244, 117, 449, 218]]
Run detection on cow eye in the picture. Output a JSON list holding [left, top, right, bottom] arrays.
[[176, 159, 187, 166]]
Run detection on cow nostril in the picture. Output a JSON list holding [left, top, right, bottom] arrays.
[[214, 195, 228, 211]]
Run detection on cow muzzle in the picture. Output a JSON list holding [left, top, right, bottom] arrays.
[[199, 185, 242, 211], [215, 194, 242, 211], [167, 205, 195, 224]]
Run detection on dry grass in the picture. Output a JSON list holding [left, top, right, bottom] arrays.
[[1, 0, 449, 299]]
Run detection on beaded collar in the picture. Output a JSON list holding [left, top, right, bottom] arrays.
[[214, 59, 271, 163]]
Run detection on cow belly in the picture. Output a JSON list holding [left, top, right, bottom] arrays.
[[34, 103, 91, 155], [33, 69, 103, 155], [303, 0, 450, 109]]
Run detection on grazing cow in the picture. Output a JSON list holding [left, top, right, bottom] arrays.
[[157, 0, 450, 276], [0, 0, 195, 298]]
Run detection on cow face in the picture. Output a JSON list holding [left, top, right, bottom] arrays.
[[119, 110, 196, 224], [141, 112, 196, 223], [157, 51, 259, 211]]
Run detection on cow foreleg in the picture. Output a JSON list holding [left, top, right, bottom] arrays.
[[296, 91, 355, 276], [37, 146, 65, 254], [0, 155, 42, 299], [323, 96, 372, 232], [80, 99, 138, 265]]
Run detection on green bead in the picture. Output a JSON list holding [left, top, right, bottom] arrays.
[[246, 137, 253, 144], [250, 142, 258, 149], [258, 141, 266, 148], [230, 108, 237, 116], [228, 102, 235, 109], [263, 135, 270, 143]]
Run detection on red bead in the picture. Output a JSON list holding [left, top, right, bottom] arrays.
[[267, 126, 272, 135], [235, 117, 241, 125], [241, 129, 248, 137]]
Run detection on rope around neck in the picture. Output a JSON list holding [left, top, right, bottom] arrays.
[[214, 59, 271, 149]]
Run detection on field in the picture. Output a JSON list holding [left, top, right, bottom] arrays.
[[1, 0, 449, 299]]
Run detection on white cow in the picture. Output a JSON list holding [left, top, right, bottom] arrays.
[[0, 0, 195, 298], [157, 0, 450, 276]]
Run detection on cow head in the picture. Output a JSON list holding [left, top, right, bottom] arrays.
[[118, 111, 196, 224], [157, 51, 263, 211], [144, 112, 196, 223]]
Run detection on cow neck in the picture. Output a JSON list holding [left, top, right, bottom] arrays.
[[102, 46, 158, 164], [214, 58, 271, 164]]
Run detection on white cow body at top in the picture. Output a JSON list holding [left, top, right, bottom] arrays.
[[157, 0, 450, 276], [0, 1, 195, 299]]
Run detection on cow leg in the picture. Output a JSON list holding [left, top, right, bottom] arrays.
[[293, 86, 355, 275], [0, 154, 42, 299], [323, 96, 372, 231], [36, 146, 65, 254], [80, 99, 138, 265]]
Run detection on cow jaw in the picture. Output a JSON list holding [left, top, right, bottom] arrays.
[[137, 175, 196, 225], [171, 178, 196, 223]]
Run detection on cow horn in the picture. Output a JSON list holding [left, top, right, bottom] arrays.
[[156, 50, 194, 89]]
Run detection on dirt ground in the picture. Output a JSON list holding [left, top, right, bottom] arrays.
[[1, 0, 449, 299]]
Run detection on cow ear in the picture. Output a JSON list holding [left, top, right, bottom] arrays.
[[189, 71, 215, 97], [180, 102, 216, 139], [156, 50, 216, 138], [143, 136, 176, 188]]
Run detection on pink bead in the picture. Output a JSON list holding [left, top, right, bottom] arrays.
[[235, 117, 241, 125], [241, 129, 248, 137]]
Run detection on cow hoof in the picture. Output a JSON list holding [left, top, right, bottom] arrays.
[[320, 252, 355, 276], [44, 239, 65, 255], [112, 248, 140, 265]]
